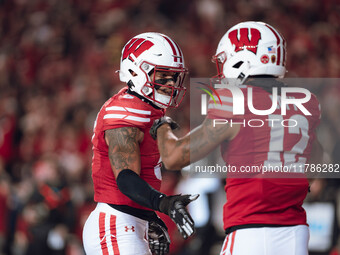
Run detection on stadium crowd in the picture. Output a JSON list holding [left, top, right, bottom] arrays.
[[0, 0, 339, 254]]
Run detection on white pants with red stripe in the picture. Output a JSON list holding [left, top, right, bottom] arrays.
[[83, 203, 151, 255], [220, 225, 309, 255]]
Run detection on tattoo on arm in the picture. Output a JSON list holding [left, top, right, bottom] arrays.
[[171, 137, 190, 163], [184, 118, 232, 163], [156, 125, 191, 168], [105, 127, 141, 173], [156, 118, 235, 169], [204, 118, 229, 143]]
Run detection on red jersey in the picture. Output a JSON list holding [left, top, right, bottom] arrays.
[[207, 85, 320, 230], [91, 87, 164, 210]]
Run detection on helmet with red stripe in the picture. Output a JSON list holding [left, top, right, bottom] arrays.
[[212, 21, 286, 85], [119, 32, 188, 108]]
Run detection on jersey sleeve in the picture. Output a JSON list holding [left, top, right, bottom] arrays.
[[102, 105, 152, 131], [207, 88, 244, 120], [308, 93, 321, 130]]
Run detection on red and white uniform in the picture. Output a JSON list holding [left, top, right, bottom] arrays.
[[91, 87, 164, 209], [83, 87, 164, 255], [207, 85, 320, 255]]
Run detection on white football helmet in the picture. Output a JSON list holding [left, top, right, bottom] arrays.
[[119, 32, 188, 108], [212, 21, 286, 85]]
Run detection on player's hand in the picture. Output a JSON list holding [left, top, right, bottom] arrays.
[[150, 116, 179, 140], [158, 194, 199, 239], [148, 220, 171, 255]]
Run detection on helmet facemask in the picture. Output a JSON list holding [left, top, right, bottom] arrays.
[[212, 51, 227, 80], [140, 64, 187, 108]]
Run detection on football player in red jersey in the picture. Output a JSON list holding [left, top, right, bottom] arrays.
[[82, 32, 198, 255], [151, 22, 324, 255]]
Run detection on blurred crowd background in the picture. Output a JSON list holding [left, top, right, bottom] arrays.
[[0, 0, 340, 254]]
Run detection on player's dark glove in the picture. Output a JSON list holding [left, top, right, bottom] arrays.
[[150, 116, 179, 140], [158, 194, 199, 239], [148, 220, 171, 255]]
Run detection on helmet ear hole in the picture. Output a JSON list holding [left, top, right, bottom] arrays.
[[129, 69, 137, 77], [233, 61, 244, 68]]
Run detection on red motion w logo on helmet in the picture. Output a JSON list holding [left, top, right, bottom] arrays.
[[228, 28, 261, 54], [122, 38, 154, 62]]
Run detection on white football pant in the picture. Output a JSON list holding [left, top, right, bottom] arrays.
[[83, 203, 151, 255], [220, 225, 309, 255]]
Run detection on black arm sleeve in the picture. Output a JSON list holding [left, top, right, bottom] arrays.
[[116, 169, 165, 211]]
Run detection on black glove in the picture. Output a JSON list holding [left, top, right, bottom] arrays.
[[150, 116, 179, 140], [158, 194, 199, 239], [148, 220, 171, 255]]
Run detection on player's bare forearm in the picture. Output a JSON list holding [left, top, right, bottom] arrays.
[[157, 124, 191, 170], [157, 118, 239, 170], [105, 127, 143, 177]]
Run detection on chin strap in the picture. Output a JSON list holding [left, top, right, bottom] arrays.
[[127, 87, 162, 110]]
